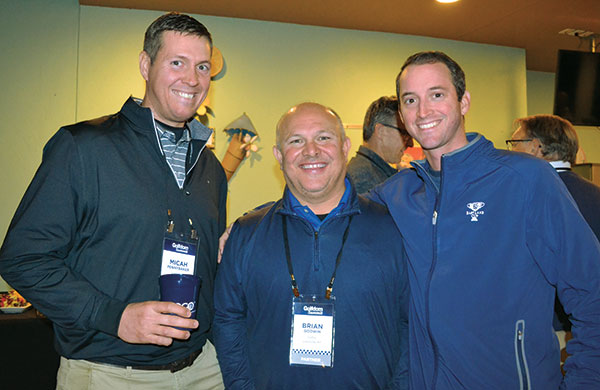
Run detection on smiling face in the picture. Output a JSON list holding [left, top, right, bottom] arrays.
[[398, 62, 470, 166], [273, 103, 351, 214], [139, 31, 212, 127]]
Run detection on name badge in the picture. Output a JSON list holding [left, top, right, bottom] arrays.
[[289, 295, 335, 368], [161, 237, 197, 275]]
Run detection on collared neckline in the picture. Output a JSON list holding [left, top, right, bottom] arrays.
[[285, 178, 352, 230], [128, 97, 213, 142], [549, 161, 571, 171], [356, 145, 398, 176]]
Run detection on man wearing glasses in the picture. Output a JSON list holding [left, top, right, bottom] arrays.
[[507, 114, 600, 241], [347, 96, 413, 194], [508, 114, 600, 336]]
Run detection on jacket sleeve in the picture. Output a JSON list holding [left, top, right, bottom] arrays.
[[0, 129, 127, 335], [525, 165, 600, 387], [387, 247, 410, 390], [213, 222, 256, 390]]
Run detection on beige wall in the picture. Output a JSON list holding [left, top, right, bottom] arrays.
[[1, 1, 531, 289], [0, 0, 80, 290]]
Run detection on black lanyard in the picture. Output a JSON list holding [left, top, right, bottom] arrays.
[[282, 214, 353, 299]]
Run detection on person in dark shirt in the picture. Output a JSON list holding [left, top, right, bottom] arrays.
[[347, 96, 413, 193], [213, 102, 409, 389], [509, 113, 600, 333], [0, 12, 226, 389]]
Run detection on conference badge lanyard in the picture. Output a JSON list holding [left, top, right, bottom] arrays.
[[161, 209, 198, 276], [283, 214, 353, 368]]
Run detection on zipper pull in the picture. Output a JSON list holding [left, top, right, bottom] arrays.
[[432, 210, 438, 225], [167, 209, 174, 233], [189, 218, 197, 240]]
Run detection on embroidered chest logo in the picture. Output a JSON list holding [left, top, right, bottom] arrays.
[[466, 202, 485, 222]]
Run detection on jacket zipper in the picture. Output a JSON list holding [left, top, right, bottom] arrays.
[[428, 200, 441, 390], [414, 158, 443, 390], [515, 320, 531, 390], [313, 230, 319, 271]]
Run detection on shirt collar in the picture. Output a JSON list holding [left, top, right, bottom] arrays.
[[155, 123, 191, 144], [549, 161, 571, 170], [287, 178, 351, 230], [132, 97, 212, 142]]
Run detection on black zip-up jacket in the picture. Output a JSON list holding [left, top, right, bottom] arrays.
[[0, 97, 227, 366]]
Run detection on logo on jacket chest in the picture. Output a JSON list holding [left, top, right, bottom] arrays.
[[466, 202, 485, 222]]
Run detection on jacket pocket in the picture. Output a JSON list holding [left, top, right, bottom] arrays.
[[514, 320, 531, 390]]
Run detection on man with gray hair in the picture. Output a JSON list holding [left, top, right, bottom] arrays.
[[213, 102, 409, 389], [508, 114, 600, 239], [508, 114, 600, 333], [0, 12, 226, 389], [347, 96, 413, 193]]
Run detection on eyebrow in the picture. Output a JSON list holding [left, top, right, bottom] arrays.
[[401, 85, 447, 98], [170, 54, 211, 64]]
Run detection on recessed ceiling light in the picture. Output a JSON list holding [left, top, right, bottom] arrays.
[[436, 0, 459, 3]]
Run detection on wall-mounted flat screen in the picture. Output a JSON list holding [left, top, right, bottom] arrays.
[[553, 49, 600, 126]]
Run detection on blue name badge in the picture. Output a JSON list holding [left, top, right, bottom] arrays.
[[161, 238, 197, 275], [289, 295, 335, 368]]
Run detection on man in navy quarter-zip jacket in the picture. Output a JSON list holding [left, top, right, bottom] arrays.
[[0, 12, 226, 389], [213, 102, 409, 389], [368, 51, 600, 389]]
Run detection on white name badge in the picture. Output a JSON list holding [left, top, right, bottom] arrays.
[[161, 237, 196, 275], [289, 295, 335, 368]]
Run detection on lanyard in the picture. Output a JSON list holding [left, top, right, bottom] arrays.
[[282, 214, 353, 299]]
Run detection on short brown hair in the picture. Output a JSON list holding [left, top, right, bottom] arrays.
[[396, 51, 466, 102], [515, 114, 578, 164], [143, 12, 212, 63]]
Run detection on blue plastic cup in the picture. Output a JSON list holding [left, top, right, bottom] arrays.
[[159, 274, 202, 328]]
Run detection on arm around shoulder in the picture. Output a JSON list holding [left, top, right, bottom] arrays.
[[213, 222, 256, 389]]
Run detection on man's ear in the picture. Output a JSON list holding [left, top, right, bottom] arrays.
[[273, 145, 283, 169], [373, 123, 385, 142], [531, 138, 544, 158], [342, 136, 351, 159], [139, 51, 151, 82], [460, 91, 471, 116]]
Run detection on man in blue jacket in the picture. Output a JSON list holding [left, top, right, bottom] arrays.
[[0, 13, 226, 389], [213, 102, 409, 389], [369, 51, 600, 389]]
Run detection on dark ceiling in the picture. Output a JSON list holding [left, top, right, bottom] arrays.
[[80, 0, 600, 73]]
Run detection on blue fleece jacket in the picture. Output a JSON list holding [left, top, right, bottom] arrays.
[[369, 133, 600, 389], [213, 184, 409, 389]]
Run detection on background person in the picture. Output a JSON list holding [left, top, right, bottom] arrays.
[[508, 114, 600, 240], [347, 96, 413, 193], [509, 114, 600, 335]]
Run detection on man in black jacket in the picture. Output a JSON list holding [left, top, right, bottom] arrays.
[[0, 12, 226, 389]]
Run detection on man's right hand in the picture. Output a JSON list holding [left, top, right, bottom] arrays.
[[117, 301, 199, 346], [217, 224, 233, 263]]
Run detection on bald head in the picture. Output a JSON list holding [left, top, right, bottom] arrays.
[[273, 102, 351, 214], [275, 102, 346, 150]]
